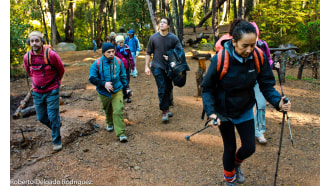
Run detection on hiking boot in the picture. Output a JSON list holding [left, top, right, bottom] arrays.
[[225, 179, 237, 186], [167, 111, 173, 117], [162, 112, 169, 123], [119, 135, 128, 142], [235, 164, 245, 184], [126, 98, 132, 103], [53, 143, 62, 151], [107, 125, 114, 132]]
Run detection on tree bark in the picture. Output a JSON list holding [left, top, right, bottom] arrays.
[[88, 1, 93, 41], [96, 0, 107, 47], [165, 0, 175, 33], [238, 0, 243, 18], [146, 0, 158, 32], [84, 4, 91, 44], [197, 0, 227, 27], [233, 0, 237, 18], [12, 88, 33, 119], [64, 2, 74, 43], [178, 0, 184, 45], [113, 0, 116, 32], [49, 0, 57, 47], [37, 0, 49, 44], [212, 0, 220, 42], [244, 0, 254, 19]]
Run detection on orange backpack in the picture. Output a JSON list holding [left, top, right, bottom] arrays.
[[96, 56, 121, 74], [27, 45, 59, 90], [216, 47, 264, 80]]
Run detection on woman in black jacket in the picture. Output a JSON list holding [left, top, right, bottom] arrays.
[[201, 19, 291, 186]]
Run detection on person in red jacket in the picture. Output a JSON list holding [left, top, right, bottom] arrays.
[[23, 31, 65, 151], [115, 35, 134, 103]]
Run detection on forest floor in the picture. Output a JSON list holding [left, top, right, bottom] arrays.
[[10, 27, 320, 185]]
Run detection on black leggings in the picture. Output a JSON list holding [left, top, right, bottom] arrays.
[[219, 119, 256, 172]]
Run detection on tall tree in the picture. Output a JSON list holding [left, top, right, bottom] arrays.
[[64, 1, 74, 42], [37, 0, 49, 44], [113, 0, 116, 32], [177, 0, 184, 44], [165, 0, 175, 33], [146, 0, 158, 32], [238, 0, 243, 18], [96, 0, 107, 47], [84, 3, 91, 44], [49, 0, 57, 47], [212, 0, 220, 42], [233, 0, 237, 18], [88, 0, 94, 40]]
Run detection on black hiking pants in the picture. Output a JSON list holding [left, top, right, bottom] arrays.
[[219, 119, 256, 172]]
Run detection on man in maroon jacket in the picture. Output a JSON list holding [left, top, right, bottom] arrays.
[[23, 31, 65, 151]]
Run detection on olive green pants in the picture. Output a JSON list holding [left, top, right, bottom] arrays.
[[99, 91, 125, 137]]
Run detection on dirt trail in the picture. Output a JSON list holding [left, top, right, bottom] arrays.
[[10, 44, 320, 185]]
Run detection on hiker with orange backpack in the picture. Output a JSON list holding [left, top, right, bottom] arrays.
[[89, 42, 129, 142], [201, 19, 291, 185], [23, 31, 65, 151]]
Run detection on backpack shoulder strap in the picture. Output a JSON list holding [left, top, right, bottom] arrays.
[[96, 57, 101, 70], [43, 45, 52, 65], [253, 47, 264, 74], [114, 56, 121, 67], [217, 48, 230, 80]]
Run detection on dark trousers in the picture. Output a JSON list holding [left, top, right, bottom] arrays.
[[219, 119, 256, 172], [151, 66, 173, 111], [123, 67, 131, 99]]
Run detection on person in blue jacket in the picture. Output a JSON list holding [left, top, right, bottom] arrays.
[[89, 42, 129, 142], [125, 29, 140, 78], [201, 19, 291, 185]]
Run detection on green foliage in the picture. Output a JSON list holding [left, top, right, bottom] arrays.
[[250, 0, 320, 53], [118, 0, 154, 47], [10, 0, 37, 77], [296, 20, 320, 52]]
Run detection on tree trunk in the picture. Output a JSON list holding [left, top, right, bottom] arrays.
[[84, 4, 91, 44], [49, 0, 57, 47], [62, 0, 66, 30], [178, 0, 184, 45], [37, 0, 49, 44], [94, 0, 96, 38], [197, 0, 227, 27], [165, 0, 175, 33], [233, 0, 237, 18], [96, 0, 107, 47], [64, 2, 74, 43], [146, 0, 158, 32], [212, 0, 220, 42], [244, 0, 254, 19], [238, 0, 243, 18], [88, 1, 93, 41], [172, 0, 180, 36], [113, 0, 116, 32], [220, 1, 227, 25]]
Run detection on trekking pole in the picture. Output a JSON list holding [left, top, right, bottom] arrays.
[[274, 68, 293, 186], [276, 68, 294, 145]]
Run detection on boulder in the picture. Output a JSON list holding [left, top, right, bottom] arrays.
[[55, 42, 77, 52]]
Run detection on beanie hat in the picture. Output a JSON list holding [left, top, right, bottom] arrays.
[[29, 31, 43, 39], [127, 29, 135, 35], [250, 22, 259, 37], [115, 35, 125, 43], [110, 32, 116, 37], [102, 42, 115, 53]]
